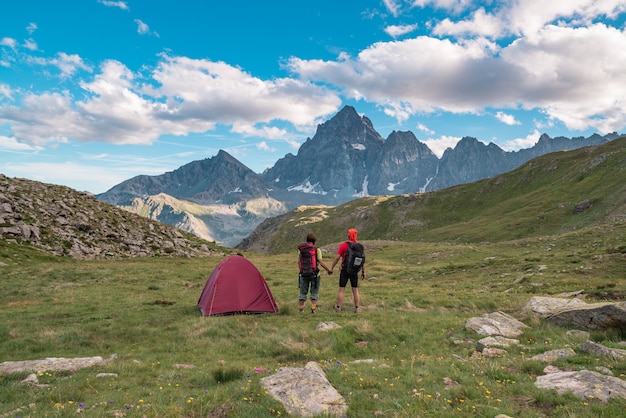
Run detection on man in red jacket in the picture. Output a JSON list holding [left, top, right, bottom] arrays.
[[330, 228, 366, 313]]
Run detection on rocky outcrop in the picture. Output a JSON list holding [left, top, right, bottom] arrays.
[[524, 296, 626, 330], [0, 175, 219, 259], [465, 305, 626, 403]]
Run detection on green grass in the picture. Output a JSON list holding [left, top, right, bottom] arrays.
[[1, 221, 625, 417]]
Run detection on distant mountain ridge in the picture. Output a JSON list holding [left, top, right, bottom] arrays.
[[96, 105, 621, 246], [238, 136, 626, 254]]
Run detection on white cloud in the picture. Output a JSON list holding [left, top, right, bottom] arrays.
[[134, 19, 158, 37], [433, 8, 504, 38], [502, 130, 541, 151], [256, 141, 276, 152], [385, 24, 418, 38], [287, 21, 626, 133], [506, 0, 626, 38], [422, 135, 462, 157], [426, 0, 626, 40], [0, 135, 41, 151], [495, 111, 520, 126], [0, 161, 155, 194], [26, 23, 38, 34], [23, 39, 38, 51], [135, 19, 150, 34], [0, 37, 17, 49], [410, 0, 475, 14], [98, 0, 129, 11], [150, 55, 341, 129], [501, 24, 626, 132], [383, 0, 402, 17], [416, 122, 434, 135], [26, 52, 92, 78], [0, 83, 12, 100], [0, 55, 342, 148]]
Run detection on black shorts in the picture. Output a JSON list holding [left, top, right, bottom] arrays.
[[339, 269, 359, 288]]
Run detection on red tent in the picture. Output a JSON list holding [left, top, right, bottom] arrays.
[[198, 255, 279, 316]]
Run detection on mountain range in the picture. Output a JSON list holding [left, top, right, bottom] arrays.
[[96, 106, 621, 246], [239, 136, 626, 254]]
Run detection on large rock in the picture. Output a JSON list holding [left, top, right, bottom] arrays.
[[535, 370, 626, 402], [524, 297, 626, 330], [260, 361, 348, 417], [465, 311, 528, 338]]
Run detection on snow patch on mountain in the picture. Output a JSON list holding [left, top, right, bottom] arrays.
[[288, 180, 328, 195]]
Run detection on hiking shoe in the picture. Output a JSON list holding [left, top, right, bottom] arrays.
[[353, 306, 360, 313], [311, 308, 316, 314], [334, 305, 342, 313]]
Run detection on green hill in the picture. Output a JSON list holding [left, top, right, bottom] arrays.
[[239, 136, 626, 254]]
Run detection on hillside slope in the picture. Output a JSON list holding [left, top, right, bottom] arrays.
[[0, 175, 223, 259], [238, 136, 626, 254]]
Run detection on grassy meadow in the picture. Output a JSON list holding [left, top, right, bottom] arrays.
[[1, 219, 625, 417]]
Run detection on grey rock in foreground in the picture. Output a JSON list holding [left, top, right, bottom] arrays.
[[260, 361, 348, 417], [524, 296, 626, 330], [464, 311, 528, 338], [535, 370, 626, 402]]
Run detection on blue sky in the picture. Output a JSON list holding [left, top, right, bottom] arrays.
[[1, 0, 626, 194]]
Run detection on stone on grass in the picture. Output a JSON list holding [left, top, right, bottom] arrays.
[[530, 348, 576, 363], [316, 321, 342, 332], [579, 340, 626, 359], [524, 297, 626, 330], [535, 370, 626, 402], [465, 311, 528, 338], [476, 336, 520, 351], [260, 361, 347, 417]]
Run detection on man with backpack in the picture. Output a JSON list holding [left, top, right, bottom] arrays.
[[330, 228, 366, 313], [298, 233, 332, 313]]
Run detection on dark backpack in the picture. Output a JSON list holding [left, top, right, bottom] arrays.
[[298, 243, 318, 277], [343, 241, 365, 274]]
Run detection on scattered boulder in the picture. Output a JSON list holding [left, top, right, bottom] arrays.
[[572, 199, 593, 214], [535, 370, 626, 402], [443, 377, 460, 390], [543, 365, 561, 374], [472, 348, 508, 358], [524, 297, 626, 330], [530, 348, 576, 362], [316, 321, 342, 332], [465, 311, 528, 338], [260, 361, 348, 417], [579, 340, 626, 359], [476, 336, 520, 352]]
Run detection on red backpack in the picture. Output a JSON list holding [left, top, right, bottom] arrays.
[[297, 242, 318, 278]]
